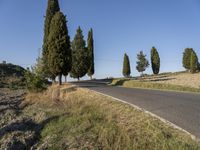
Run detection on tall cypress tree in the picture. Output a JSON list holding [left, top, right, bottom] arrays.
[[123, 53, 131, 77], [190, 51, 198, 73], [87, 28, 95, 79], [182, 48, 193, 71], [151, 47, 160, 75], [42, 0, 60, 80], [70, 27, 88, 80], [48, 12, 71, 85]]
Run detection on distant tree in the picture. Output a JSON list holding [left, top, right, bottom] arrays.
[[151, 47, 160, 75], [70, 27, 88, 81], [48, 12, 71, 85], [182, 48, 194, 71], [123, 53, 131, 77], [190, 51, 198, 73], [136, 51, 149, 75], [42, 0, 60, 80], [87, 28, 95, 80]]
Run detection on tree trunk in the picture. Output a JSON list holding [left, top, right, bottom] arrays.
[[58, 74, 62, 85], [65, 76, 67, 83], [78, 77, 80, 81], [90, 76, 92, 80]]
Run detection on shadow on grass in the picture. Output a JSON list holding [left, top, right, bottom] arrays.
[[148, 78, 176, 82], [0, 92, 27, 115], [112, 79, 130, 86], [0, 113, 68, 149]]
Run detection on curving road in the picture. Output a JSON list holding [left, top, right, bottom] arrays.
[[72, 80, 200, 139]]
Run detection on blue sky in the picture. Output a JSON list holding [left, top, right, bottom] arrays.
[[0, 0, 200, 79]]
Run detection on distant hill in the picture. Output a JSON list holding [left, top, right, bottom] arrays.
[[0, 63, 25, 77], [0, 63, 26, 89]]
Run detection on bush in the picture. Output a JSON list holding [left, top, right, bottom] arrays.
[[8, 77, 26, 90], [24, 69, 48, 92]]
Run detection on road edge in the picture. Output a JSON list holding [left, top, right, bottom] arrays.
[[89, 89, 200, 142]]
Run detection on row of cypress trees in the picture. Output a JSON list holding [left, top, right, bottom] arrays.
[[123, 47, 200, 77], [41, 0, 94, 85], [123, 47, 160, 77]]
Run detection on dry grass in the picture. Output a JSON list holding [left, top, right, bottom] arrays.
[[22, 84, 200, 149], [111, 72, 200, 93], [151, 73, 200, 89]]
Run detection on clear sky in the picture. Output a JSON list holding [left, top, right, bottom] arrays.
[[1, 0, 200, 79]]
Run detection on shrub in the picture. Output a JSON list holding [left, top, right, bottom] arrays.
[[24, 69, 48, 92]]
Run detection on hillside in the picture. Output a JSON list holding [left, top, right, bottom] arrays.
[[111, 72, 200, 93], [0, 63, 25, 77], [0, 63, 26, 89]]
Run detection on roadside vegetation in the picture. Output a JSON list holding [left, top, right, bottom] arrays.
[[111, 72, 200, 93], [1, 85, 199, 149]]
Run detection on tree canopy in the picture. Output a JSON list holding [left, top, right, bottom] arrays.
[[151, 47, 160, 75], [136, 51, 149, 75], [87, 28, 95, 79], [190, 51, 198, 73], [42, 0, 60, 80], [123, 53, 131, 77], [183, 48, 194, 71], [48, 11, 71, 85], [70, 27, 88, 80]]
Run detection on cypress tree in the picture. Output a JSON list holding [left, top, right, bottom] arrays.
[[151, 47, 160, 75], [182, 48, 193, 71], [123, 53, 131, 77], [42, 0, 60, 80], [70, 27, 88, 81], [48, 12, 71, 85], [190, 51, 198, 73], [136, 51, 149, 75], [87, 28, 95, 80]]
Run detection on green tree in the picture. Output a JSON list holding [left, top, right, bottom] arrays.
[[123, 53, 131, 77], [182, 48, 194, 71], [70, 27, 88, 81], [24, 68, 48, 92], [87, 28, 95, 79], [48, 12, 71, 85], [136, 51, 149, 75], [190, 51, 198, 73], [42, 0, 60, 80], [151, 47, 160, 75], [33, 55, 45, 78]]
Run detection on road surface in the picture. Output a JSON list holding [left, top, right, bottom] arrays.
[[72, 80, 200, 139]]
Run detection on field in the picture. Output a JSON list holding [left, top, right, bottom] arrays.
[[111, 72, 200, 93], [0, 85, 199, 149]]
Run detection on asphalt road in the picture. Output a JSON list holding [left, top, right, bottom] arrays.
[[72, 80, 200, 139]]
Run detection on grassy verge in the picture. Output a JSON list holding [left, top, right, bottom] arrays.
[[22, 84, 200, 149], [111, 78, 200, 93]]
